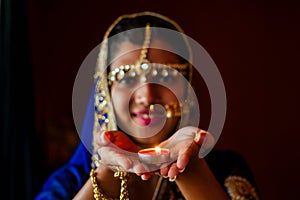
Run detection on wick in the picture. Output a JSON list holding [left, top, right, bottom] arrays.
[[155, 146, 161, 154]]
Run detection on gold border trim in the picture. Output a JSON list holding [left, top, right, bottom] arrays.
[[224, 175, 259, 200]]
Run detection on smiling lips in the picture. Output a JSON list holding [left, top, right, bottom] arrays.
[[132, 109, 165, 126]]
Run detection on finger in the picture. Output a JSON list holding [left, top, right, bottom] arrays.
[[96, 131, 112, 146], [141, 173, 152, 181], [194, 129, 207, 146], [158, 139, 169, 148], [176, 144, 194, 170], [105, 131, 141, 152], [98, 147, 132, 170], [132, 162, 152, 174], [160, 163, 170, 177], [97, 131, 125, 147], [102, 131, 121, 145], [168, 163, 179, 181]]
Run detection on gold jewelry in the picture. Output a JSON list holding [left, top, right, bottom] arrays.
[[107, 23, 189, 86], [224, 175, 259, 200], [108, 63, 188, 86], [92, 13, 194, 199], [94, 11, 194, 83], [114, 171, 130, 200], [90, 156, 130, 200], [135, 23, 151, 66], [90, 168, 130, 200], [164, 102, 182, 118], [93, 12, 194, 143], [148, 101, 188, 119], [90, 169, 119, 200]]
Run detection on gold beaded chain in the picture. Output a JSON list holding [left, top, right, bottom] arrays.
[[114, 171, 130, 200], [90, 169, 117, 200], [90, 168, 130, 200]]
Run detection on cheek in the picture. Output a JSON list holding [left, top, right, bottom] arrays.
[[163, 82, 186, 102], [176, 80, 187, 100], [111, 87, 125, 110], [111, 86, 134, 113]]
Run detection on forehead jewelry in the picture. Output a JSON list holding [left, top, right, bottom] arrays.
[[108, 23, 189, 85], [136, 22, 151, 66]]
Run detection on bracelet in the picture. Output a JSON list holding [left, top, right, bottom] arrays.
[[90, 168, 130, 200], [114, 171, 130, 200], [90, 169, 118, 200]]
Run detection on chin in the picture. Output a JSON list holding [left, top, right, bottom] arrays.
[[136, 133, 171, 148], [130, 136, 161, 148]]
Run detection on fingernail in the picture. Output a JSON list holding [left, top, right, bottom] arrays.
[[169, 176, 177, 182], [141, 175, 147, 181], [179, 167, 185, 173], [163, 176, 168, 179], [141, 174, 151, 181]]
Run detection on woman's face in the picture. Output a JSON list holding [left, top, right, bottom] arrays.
[[110, 40, 186, 148]]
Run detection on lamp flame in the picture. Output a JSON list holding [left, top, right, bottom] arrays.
[[155, 146, 161, 154]]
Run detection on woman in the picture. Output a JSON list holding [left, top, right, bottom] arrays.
[[35, 11, 260, 200]]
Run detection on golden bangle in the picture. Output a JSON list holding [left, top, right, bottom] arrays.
[[90, 168, 130, 200], [90, 169, 118, 200]]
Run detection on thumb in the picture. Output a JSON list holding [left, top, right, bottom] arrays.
[[104, 131, 141, 152]]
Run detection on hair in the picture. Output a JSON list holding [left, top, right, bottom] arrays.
[[106, 14, 190, 68]]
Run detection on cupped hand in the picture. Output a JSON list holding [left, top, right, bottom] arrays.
[[93, 128, 214, 181], [93, 130, 154, 175], [157, 126, 214, 181]]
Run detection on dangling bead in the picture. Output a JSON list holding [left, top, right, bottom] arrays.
[[130, 71, 136, 77], [140, 75, 147, 82], [125, 65, 130, 70], [117, 70, 125, 80], [161, 69, 169, 77], [171, 69, 179, 76], [151, 69, 158, 76], [141, 63, 149, 70]]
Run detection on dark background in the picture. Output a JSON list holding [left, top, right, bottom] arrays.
[[1, 0, 299, 199]]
